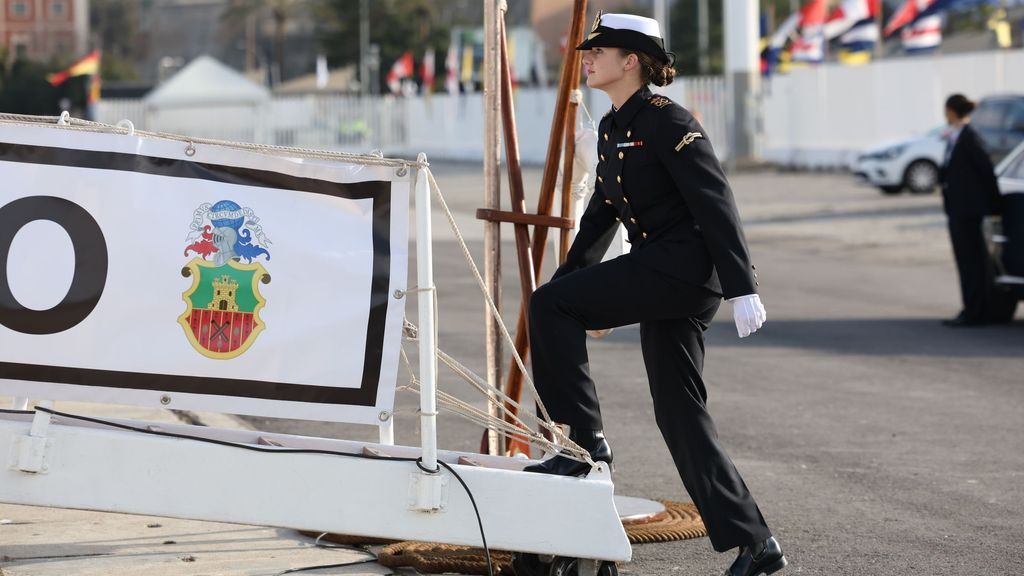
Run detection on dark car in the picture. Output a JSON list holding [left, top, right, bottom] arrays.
[[972, 95, 1024, 165], [985, 139, 1024, 319]]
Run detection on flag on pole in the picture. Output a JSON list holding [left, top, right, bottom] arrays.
[[791, 0, 828, 63], [838, 18, 880, 64], [445, 40, 460, 95], [420, 47, 435, 94], [901, 14, 943, 53], [882, 0, 985, 37], [315, 54, 329, 89], [386, 51, 414, 95], [769, 11, 802, 49], [987, 8, 1012, 49], [763, 11, 802, 76], [824, 0, 880, 40], [47, 49, 101, 86], [460, 45, 475, 92], [885, 0, 930, 37]]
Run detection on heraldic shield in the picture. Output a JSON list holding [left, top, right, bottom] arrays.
[[178, 259, 270, 359], [178, 199, 273, 360]]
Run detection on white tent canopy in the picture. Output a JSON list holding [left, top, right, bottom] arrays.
[[143, 55, 270, 143], [145, 55, 270, 108]]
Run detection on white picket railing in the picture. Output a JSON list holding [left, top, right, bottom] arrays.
[[97, 78, 731, 164]]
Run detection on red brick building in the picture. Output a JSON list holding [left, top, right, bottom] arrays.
[[0, 0, 89, 61]]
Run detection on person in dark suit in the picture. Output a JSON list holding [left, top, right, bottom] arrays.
[[522, 13, 785, 576], [939, 94, 1012, 326]]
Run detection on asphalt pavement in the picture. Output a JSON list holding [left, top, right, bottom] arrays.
[[245, 164, 1023, 575], [3, 164, 1022, 575]]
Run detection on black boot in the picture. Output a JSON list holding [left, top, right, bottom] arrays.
[[725, 536, 786, 576], [522, 428, 613, 477]]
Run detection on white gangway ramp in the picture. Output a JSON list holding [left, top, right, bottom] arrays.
[[0, 115, 631, 565]]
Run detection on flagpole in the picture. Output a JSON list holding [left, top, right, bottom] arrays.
[[483, 0, 504, 456], [875, 0, 883, 60]]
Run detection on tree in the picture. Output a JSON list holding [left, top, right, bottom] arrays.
[[0, 56, 61, 115], [313, 0, 452, 93], [222, 0, 306, 85], [89, 0, 143, 81]]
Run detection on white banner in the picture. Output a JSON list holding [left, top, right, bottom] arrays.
[[0, 121, 410, 424]]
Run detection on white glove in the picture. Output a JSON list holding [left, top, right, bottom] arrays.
[[728, 294, 766, 338]]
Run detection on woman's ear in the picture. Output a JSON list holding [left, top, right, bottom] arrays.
[[623, 52, 639, 71]]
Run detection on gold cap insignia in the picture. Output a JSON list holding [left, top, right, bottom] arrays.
[[675, 132, 704, 152]]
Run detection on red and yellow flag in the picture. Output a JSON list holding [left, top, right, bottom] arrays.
[[47, 49, 101, 86]]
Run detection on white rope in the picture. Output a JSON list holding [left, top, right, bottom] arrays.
[[423, 168, 592, 461], [423, 168, 551, 424], [399, 340, 585, 461], [0, 113, 421, 170], [399, 316, 588, 462]]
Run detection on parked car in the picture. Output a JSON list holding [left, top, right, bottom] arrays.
[[972, 94, 1024, 165], [853, 126, 945, 195], [986, 138, 1024, 309]]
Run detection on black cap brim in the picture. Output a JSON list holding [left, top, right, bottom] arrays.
[[576, 26, 672, 64]]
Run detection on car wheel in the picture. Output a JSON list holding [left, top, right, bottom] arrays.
[[879, 185, 904, 195], [904, 160, 939, 194]]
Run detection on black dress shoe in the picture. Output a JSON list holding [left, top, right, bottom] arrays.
[[725, 536, 787, 576], [522, 428, 612, 477]]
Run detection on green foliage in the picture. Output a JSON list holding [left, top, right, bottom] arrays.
[[313, 0, 452, 92], [0, 58, 61, 115], [101, 54, 141, 82], [90, 0, 145, 80]]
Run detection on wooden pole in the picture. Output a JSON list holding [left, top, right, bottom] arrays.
[[483, 0, 504, 456], [558, 97, 582, 262], [498, 0, 588, 454], [499, 18, 538, 312]]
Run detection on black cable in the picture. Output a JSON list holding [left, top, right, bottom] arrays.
[[273, 557, 377, 575], [34, 406, 418, 462], [32, 406, 495, 576], [437, 459, 495, 576]]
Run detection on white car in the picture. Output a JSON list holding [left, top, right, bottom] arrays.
[[853, 126, 946, 195]]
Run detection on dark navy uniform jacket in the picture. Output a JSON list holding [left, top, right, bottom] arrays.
[[940, 123, 1001, 219], [555, 86, 758, 300]]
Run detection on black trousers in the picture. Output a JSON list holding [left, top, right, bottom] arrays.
[[947, 216, 1015, 322], [529, 252, 771, 552]]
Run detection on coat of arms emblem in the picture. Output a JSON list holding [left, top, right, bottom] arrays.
[[178, 200, 271, 359]]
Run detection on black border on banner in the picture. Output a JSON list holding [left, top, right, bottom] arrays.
[[0, 142, 395, 407]]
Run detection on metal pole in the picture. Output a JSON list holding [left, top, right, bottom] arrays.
[[415, 158, 438, 472], [483, 0, 504, 456], [360, 0, 370, 96], [723, 0, 760, 165], [875, 2, 883, 60], [653, 0, 669, 52], [698, 0, 709, 75]]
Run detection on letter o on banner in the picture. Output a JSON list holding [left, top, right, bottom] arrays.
[[0, 196, 108, 334]]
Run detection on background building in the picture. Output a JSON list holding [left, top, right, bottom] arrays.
[[0, 0, 89, 61]]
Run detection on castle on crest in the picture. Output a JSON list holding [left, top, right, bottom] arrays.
[[208, 275, 240, 312]]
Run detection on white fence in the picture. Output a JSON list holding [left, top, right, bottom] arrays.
[[762, 48, 1024, 169], [97, 77, 730, 165]]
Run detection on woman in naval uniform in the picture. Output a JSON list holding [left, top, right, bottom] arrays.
[[522, 13, 786, 576]]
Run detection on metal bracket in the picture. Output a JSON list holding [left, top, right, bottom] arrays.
[[407, 471, 449, 512], [578, 558, 600, 576], [8, 407, 55, 474]]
